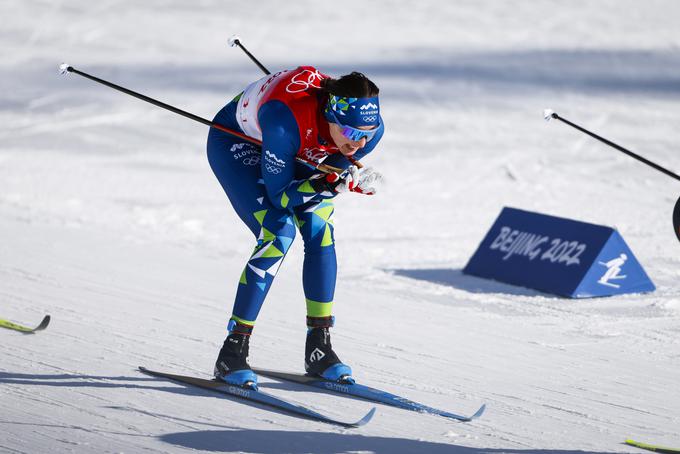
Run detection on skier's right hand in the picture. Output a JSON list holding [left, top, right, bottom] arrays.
[[350, 166, 383, 195], [309, 165, 361, 194], [333, 165, 361, 193]]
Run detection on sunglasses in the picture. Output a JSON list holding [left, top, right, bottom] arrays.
[[325, 108, 379, 142], [340, 124, 379, 142]]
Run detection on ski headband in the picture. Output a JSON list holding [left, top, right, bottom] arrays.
[[324, 95, 380, 128]]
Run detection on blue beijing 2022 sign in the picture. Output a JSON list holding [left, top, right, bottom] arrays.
[[463, 207, 655, 298]]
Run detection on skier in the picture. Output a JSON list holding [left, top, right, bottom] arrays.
[[207, 66, 384, 388]]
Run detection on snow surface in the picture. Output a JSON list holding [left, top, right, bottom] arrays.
[[2, 1, 680, 453]]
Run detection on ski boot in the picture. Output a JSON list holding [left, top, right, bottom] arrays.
[[214, 320, 258, 389], [305, 316, 354, 384]]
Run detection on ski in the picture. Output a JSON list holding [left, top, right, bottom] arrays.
[[252, 368, 485, 422], [0, 315, 50, 334], [138, 367, 375, 428], [626, 439, 680, 454]]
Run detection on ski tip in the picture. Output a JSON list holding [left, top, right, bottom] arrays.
[[138, 366, 162, 378], [454, 403, 487, 422], [17, 315, 50, 334], [625, 439, 680, 454], [35, 315, 51, 331], [469, 403, 486, 420], [351, 407, 376, 428]]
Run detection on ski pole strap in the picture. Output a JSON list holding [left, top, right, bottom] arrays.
[[306, 316, 335, 328], [228, 318, 254, 336]]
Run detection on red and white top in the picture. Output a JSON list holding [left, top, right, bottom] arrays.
[[236, 66, 330, 152]]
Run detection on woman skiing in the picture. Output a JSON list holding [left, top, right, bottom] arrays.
[[207, 67, 384, 388]]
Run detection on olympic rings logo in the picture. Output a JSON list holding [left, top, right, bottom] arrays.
[[265, 164, 282, 174], [243, 156, 260, 166], [362, 115, 377, 123], [303, 147, 328, 162], [286, 69, 324, 93]]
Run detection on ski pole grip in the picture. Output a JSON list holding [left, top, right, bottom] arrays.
[[228, 34, 241, 47], [543, 108, 557, 121], [59, 63, 73, 75]]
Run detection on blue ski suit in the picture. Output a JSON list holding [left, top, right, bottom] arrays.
[[206, 67, 384, 329]]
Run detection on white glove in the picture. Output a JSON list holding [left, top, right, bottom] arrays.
[[311, 165, 383, 195], [334, 165, 361, 193], [351, 166, 383, 195]]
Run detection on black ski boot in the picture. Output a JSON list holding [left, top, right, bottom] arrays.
[[305, 316, 353, 383], [214, 321, 257, 389]]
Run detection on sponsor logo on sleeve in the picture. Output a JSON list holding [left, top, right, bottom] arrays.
[[264, 149, 286, 174], [231, 142, 261, 166]]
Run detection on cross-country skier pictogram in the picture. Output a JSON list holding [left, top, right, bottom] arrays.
[[597, 253, 628, 288]]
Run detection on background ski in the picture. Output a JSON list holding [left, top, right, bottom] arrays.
[[252, 368, 485, 422], [626, 439, 680, 454], [0, 315, 50, 334], [138, 367, 375, 428]]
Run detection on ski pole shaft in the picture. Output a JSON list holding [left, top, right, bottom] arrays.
[[228, 35, 270, 75], [544, 109, 680, 183], [58, 63, 344, 174], [60, 64, 260, 145]]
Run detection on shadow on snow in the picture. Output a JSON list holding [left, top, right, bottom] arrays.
[[160, 428, 626, 454], [0, 370, 309, 420], [389, 267, 543, 297], [1, 373, 625, 453], [0, 372, 372, 418]]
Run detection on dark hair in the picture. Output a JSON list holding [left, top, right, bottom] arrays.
[[321, 72, 379, 98]]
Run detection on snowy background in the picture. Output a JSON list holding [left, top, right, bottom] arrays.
[[2, 1, 680, 453]]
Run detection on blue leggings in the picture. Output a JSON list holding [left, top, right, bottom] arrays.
[[207, 103, 337, 327]]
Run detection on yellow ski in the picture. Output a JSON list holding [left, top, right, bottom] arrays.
[[0, 315, 50, 333], [626, 439, 680, 454]]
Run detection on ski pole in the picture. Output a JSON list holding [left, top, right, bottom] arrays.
[[675, 197, 680, 242], [544, 109, 680, 243], [228, 35, 271, 75], [58, 63, 343, 174], [227, 36, 363, 169], [544, 109, 680, 183]]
